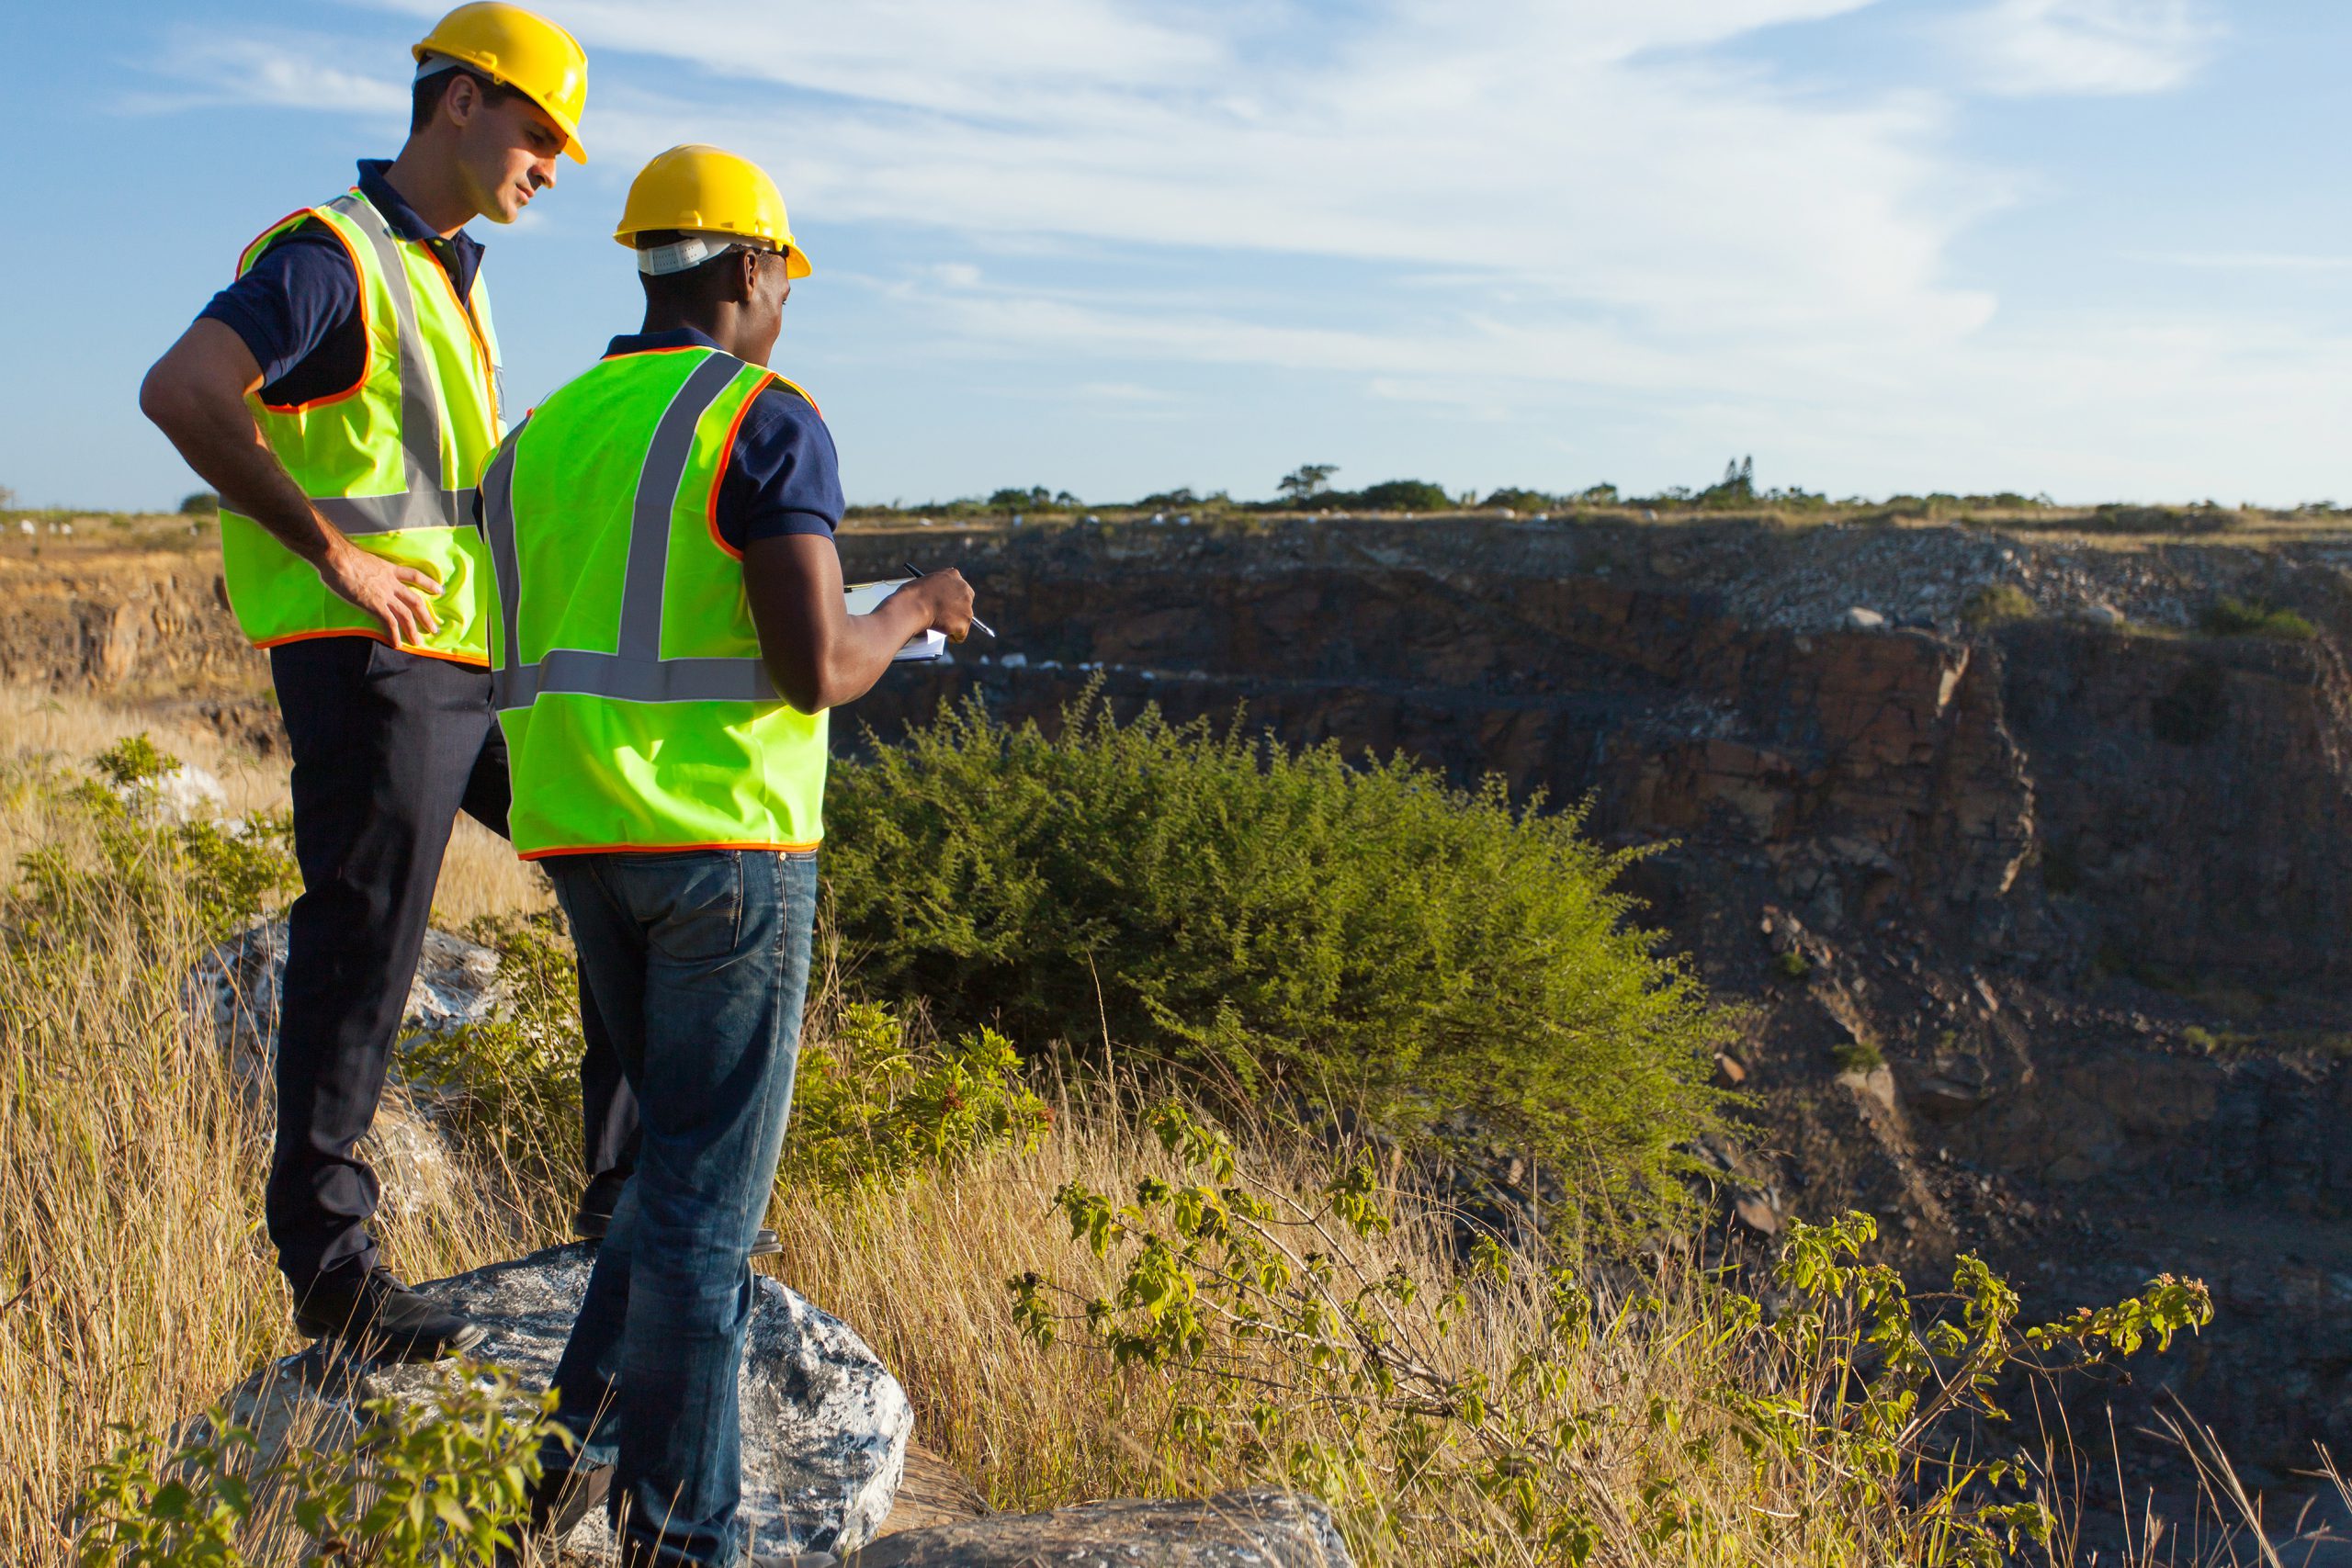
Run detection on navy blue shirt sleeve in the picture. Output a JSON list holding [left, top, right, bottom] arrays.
[[196, 220, 365, 406], [714, 382, 844, 553]]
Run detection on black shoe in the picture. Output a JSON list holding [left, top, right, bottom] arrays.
[[291, 1266, 487, 1362], [574, 1180, 781, 1258]]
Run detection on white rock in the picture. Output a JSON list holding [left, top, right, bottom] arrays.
[[113, 762, 230, 821], [1844, 606, 1888, 630], [190, 919, 504, 1107], [214, 1244, 910, 1561], [856, 1488, 1350, 1567]]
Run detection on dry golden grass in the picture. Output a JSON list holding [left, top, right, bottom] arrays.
[[0, 682, 2320, 1566], [0, 682, 550, 928]]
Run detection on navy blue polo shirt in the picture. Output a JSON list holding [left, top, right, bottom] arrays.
[[198, 160, 484, 408], [598, 330, 844, 550], [474, 332, 842, 550]]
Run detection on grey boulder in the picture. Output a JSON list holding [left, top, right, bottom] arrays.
[[220, 1243, 912, 1560], [851, 1488, 1352, 1567]]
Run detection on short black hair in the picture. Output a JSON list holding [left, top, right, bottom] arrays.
[[633, 231, 768, 312], [409, 65, 526, 135]]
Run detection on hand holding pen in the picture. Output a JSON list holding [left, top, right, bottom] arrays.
[[904, 560, 996, 638]]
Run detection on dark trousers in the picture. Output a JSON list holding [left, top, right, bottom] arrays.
[[266, 636, 639, 1286]]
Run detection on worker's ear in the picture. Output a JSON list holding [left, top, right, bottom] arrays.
[[731, 248, 763, 305], [440, 72, 481, 132]]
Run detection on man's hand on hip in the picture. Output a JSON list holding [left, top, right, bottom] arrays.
[[319, 540, 444, 646]]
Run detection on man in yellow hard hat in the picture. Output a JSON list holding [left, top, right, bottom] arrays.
[[481, 144, 972, 1563], [137, 4, 606, 1362]]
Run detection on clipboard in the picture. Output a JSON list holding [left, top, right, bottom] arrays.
[[844, 578, 948, 662]]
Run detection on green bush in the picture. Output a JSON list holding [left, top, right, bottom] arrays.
[[72, 1362, 559, 1567], [1831, 1038, 1885, 1075], [2199, 597, 2315, 639], [786, 998, 1052, 1196], [1959, 583, 2036, 627], [405, 919, 1046, 1202], [825, 695, 1730, 1219], [11, 737, 295, 952], [1014, 1104, 2211, 1565], [398, 912, 586, 1175]]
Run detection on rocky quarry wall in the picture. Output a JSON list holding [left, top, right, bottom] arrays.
[[15, 513, 2352, 1495]]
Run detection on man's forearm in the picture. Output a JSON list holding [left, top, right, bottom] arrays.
[[139, 321, 345, 567], [145, 383, 344, 564]]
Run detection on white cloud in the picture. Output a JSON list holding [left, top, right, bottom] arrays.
[[125, 31, 410, 117], [1945, 0, 2220, 96], [142, 2, 2320, 501]]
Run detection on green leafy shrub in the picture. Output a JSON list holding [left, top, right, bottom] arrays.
[[1770, 950, 1812, 983], [1831, 1038, 1885, 1075], [2199, 597, 2315, 639], [786, 998, 1052, 1197], [72, 1363, 559, 1567], [12, 737, 294, 951], [397, 912, 585, 1174], [404, 919, 1047, 1201], [826, 695, 1729, 1220], [1013, 1105, 2211, 1566], [1959, 583, 2036, 627]]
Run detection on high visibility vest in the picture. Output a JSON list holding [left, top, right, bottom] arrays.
[[219, 188, 504, 665], [481, 345, 829, 858]]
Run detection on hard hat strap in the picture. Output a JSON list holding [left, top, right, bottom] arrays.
[[414, 51, 463, 81], [635, 233, 780, 276]]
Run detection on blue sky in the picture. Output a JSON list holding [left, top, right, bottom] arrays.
[[5, 0, 2349, 510]]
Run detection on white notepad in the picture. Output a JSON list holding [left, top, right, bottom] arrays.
[[843, 578, 948, 662]]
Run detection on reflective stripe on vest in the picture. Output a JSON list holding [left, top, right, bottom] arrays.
[[218, 188, 501, 662], [484, 351, 773, 710], [482, 345, 829, 858]]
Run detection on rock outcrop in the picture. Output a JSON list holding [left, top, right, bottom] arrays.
[[851, 1488, 1351, 1567], [220, 1244, 913, 1561], [190, 919, 498, 1220]]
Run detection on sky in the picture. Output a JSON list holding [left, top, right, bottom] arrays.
[[4, 0, 2350, 511]]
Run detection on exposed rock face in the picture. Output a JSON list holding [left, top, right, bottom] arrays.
[[829, 516, 2352, 1478], [220, 1244, 912, 1561], [850, 1488, 1351, 1567]]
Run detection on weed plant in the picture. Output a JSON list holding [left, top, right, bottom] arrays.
[[827, 694, 1730, 1223], [1011, 1102, 2211, 1564], [2198, 598, 2316, 640]]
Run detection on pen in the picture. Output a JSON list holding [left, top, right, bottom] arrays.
[[901, 560, 997, 638]]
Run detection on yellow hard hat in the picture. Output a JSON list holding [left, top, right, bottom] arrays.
[[615, 144, 812, 279], [413, 3, 589, 164]]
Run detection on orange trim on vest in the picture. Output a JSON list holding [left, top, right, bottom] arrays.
[[251, 626, 492, 668], [520, 838, 822, 861], [703, 370, 776, 561], [243, 205, 375, 415]]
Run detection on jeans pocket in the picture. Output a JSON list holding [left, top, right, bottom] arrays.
[[635, 852, 743, 964]]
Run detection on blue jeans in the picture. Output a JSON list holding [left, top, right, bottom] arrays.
[[542, 848, 817, 1568]]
